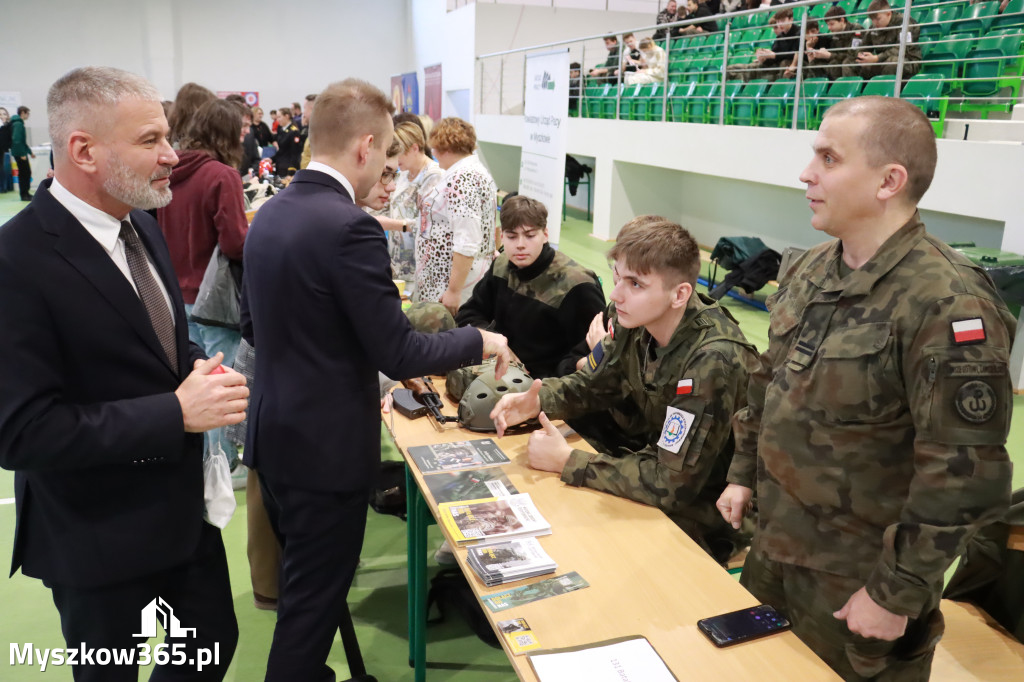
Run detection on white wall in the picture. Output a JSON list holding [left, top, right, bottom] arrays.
[[3, 0, 413, 146]]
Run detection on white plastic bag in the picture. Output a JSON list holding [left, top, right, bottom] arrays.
[[204, 441, 237, 528]]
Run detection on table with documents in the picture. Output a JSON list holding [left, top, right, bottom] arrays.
[[383, 378, 838, 681]]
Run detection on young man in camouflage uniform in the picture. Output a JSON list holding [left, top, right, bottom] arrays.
[[718, 97, 1015, 680], [843, 0, 921, 79], [490, 221, 760, 561], [456, 194, 606, 379]]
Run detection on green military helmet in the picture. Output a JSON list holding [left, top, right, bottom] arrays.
[[446, 356, 529, 402], [404, 302, 456, 334], [457, 365, 533, 432]]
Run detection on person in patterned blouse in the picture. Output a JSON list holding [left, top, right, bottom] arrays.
[[416, 117, 498, 315]]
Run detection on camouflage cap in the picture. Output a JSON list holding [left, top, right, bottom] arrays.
[[404, 302, 456, 334]]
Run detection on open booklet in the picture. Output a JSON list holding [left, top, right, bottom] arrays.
[[528, 635, 678, 682]]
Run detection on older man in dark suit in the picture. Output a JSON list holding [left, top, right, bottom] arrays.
[[241, 79, 509, 682], [0, 67, 248, 681]]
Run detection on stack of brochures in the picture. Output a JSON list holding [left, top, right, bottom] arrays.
[[438, 493, 552, 547], [467, 537, 557, 586]]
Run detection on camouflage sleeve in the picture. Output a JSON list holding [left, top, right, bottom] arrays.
[[865, 293, 1014, 617], [729, 288, 792, 488], [559, 344, 752, 514], [538, 335, 626, 418]]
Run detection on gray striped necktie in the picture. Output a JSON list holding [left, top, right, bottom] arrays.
[[120, 221, 177, 366]]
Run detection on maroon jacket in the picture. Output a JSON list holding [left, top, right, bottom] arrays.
[[157, 150, 248, 304]]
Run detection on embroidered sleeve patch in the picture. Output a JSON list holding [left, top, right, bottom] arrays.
[[955, 380, 997, 423], [586, 340, 605, 371], [657, 406, 696, 454], [676, 379, 693, 395], [952, 318, 986, 344]]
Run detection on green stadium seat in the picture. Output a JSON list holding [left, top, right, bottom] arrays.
[[584, 84, 608, 118], [810, 3, 829, 19], [756, 78, 796, 127], [900, 74, 949, 136], [682, 56, 710, 84], [992, 0, 1024, 31], [918, 4, 965, 43], [700, 33, 724, 55], [619, 83, 646, 120], [793, 77, 832, 130], [729, 14, 749, 31], [861, 74, 899, 97], [701, 58, 724, 84], [820, 76, 865, 117], [668, 81, 695, 122], [601, 85, 625, 119], [634, 83, 665, 121], [729, 79, 770, 126], [958, 29, 1024, 116], [838, 0, 858, 16], [953, 1, 1001, 37], [920, 33, 974, 88], [708, 80, 744, 124], [684, 82, 719, 123], [748, 11, 769, 28]]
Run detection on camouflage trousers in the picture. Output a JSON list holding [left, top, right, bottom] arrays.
[[740, 550, 943, 681]]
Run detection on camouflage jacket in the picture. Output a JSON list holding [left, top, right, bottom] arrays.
[[540, 293, 759, 540], [861, 12, 921, 65], [729, 214, 1014, 618]]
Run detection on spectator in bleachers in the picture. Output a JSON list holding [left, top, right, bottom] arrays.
[[677, 0, 720, 35], [792, 19, 834, 79], [569, 61, 582, 112], [614, 33, 643, 79], [654, 1, 680, 41], [625, 38, 668, 84], [588, 35, 621, 82], [729, 7, 800, 81], [719, 0, 743, 15], [816, 6, 865, 80], [168, 82, 216, 148], [844, 0, 921, 79]]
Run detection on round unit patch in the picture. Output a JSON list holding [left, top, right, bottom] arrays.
[[954, 380, 997, 424]]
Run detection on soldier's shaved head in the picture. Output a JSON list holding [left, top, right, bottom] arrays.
[[824, 96, 936, 203]]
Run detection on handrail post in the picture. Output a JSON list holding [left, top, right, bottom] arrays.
[[662, 36, 670, 122], [719, 24, 731, 125], [615, 32, 623, 120], [792, 9, 808, 130], [894, 0, 913, 97], [478, 59, 485, 115], [499, 56, 505, 115]]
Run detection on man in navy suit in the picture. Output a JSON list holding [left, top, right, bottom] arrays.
[[242, 79, 509, 682], [0, 67, 248, 681]]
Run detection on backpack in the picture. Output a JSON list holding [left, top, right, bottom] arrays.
[[427, 568, 500, 647]]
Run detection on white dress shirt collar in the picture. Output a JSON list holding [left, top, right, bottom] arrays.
[[49, 177, 128, 256], [306, 161, 357, 202]]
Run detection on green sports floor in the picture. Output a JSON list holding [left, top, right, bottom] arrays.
[[0, 192, 1021, 681]]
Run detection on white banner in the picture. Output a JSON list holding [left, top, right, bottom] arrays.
[[520, 50, 569, 247]]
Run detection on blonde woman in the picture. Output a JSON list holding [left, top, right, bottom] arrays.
[[370, 122, 444, 287], [416, 117, 498, 315]]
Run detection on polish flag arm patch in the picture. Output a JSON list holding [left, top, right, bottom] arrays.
[[952, 319, 986, 344], [676, 379, 693, 395]]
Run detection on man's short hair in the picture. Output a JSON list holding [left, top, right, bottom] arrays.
[[500, 195, 548, 233], [867, 0, 890, 14], [607, 220, 700, 288], [47, 66, 161, 161], [278, 108, 291, 120], [570, 61, 581, 70], [430, 117, 476, 156], [305, 93, 317, 103], [386, 138, 402, 158], [623, 32, 635, 40], [807, 18, 821, 33], [616, 214, 668, 242], [309, 79, 395, 157], [17, 106, 29, 116], [771, 7, 794, 23], [824, 6, 847, 21], [603, 34, 619, 42], [825, 96, 936, 203]]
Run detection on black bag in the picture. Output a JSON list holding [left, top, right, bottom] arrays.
[[709, 247, 782, 301], [427, 568, 500, 647], [369, 461, 406, 520]]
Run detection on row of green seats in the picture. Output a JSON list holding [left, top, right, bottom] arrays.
[[582, 73, 949, 136], [920, 28, 1024, 116]]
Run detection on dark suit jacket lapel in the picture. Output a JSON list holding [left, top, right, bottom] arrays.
[[38, 188, 179, 377]]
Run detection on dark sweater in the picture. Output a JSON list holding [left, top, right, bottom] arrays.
[[156, 150, 248, 304], [456, 244, 606, 379]]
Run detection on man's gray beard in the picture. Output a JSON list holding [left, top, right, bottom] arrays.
[[103, 153, 172, 210]]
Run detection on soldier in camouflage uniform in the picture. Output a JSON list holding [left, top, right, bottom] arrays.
[[456, 195, 605, 379], [718, 97, 1014, 680], [842, 0, 921, 80], [491, 221, 760, 561]]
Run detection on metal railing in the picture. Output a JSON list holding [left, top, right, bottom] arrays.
[[476, 0, 1024, 129]]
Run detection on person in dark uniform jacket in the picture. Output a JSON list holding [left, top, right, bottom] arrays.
[[272, 108, 302, 177]]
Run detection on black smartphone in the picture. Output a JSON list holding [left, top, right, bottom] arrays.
[[697, 604, 792, 647]]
